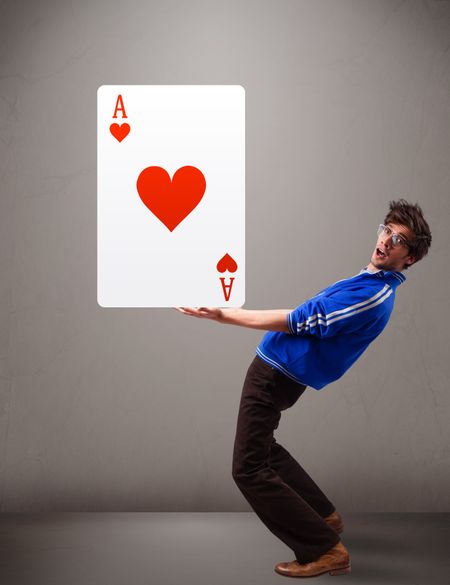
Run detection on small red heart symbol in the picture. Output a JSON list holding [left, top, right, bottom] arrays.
[[136, 165, 206, 232], [110, 123, 130, 142], [217, 253, 238, 273]]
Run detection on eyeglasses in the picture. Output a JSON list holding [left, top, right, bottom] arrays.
[[377, 224, 410, 248]]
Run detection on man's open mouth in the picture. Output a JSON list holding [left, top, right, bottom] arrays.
[[376, 247, 387, 258]]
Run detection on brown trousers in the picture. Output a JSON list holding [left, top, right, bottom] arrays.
[[232, 355, 340, 563]]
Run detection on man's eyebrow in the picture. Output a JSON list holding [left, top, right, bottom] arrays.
[[386, 224, 409, 240]]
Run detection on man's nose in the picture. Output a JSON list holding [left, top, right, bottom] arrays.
[[380, 234, 392, 248]]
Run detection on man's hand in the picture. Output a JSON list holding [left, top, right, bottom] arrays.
[[175, 307, 224, 322], [175, 307, 291, 333]]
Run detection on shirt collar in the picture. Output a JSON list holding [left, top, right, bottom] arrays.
[[359, 267, 406, 285], [360, 266, 381, 274]]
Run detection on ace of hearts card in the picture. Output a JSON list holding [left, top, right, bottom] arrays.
[[97, 85, 245, 307]]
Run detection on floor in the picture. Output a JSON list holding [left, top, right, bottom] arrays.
[[0, 513, 449, 585]]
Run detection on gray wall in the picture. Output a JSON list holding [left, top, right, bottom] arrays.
[[1, 0, 449, 512]]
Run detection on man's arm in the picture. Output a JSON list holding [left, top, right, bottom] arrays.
[[176, 307, 291, 333], [287, 284, 392, 337]]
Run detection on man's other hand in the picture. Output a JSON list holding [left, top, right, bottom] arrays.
[[175, 307, 224, 322]]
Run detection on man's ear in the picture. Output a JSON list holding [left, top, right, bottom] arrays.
[[405, 255, 416, 267]]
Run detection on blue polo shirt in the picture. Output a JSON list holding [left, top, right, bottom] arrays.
[[256, 268, 406, 390]]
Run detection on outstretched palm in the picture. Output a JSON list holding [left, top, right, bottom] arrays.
[[175, 307, 223, 321]]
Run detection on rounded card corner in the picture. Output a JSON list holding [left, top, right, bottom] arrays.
[[97, 296, 107, 308]]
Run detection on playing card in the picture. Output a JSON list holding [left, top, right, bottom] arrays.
[[97, 85, 245, 307]]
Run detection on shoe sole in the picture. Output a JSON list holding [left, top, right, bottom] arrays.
[[330, 565, 351, 576], [274, 564, 351, 578]]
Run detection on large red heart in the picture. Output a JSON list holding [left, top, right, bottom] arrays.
[[136, 166, 206, 232], [110, 123, 130, 142]]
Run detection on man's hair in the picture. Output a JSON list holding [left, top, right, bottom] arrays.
[[384, 199, 432, 268]]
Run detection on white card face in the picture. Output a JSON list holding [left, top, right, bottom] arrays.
[[97, 85, 245, 307]]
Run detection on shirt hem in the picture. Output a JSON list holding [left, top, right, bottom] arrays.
[[255, 348, 308, 386]]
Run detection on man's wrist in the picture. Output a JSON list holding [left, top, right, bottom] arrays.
[[219, 308, 240, 325]]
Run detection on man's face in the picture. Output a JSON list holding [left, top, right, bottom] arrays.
[[368, 222, 416, 272]]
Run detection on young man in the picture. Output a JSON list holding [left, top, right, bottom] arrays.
[[177, 200, 431, 578]]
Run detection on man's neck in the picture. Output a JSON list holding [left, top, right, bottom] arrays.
[[366, 261, 380, 273], [364, 266, 380, 274]]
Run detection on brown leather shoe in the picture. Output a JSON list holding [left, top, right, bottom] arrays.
[[324, 511, 344, 534], [274, 541, 351, 578]]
